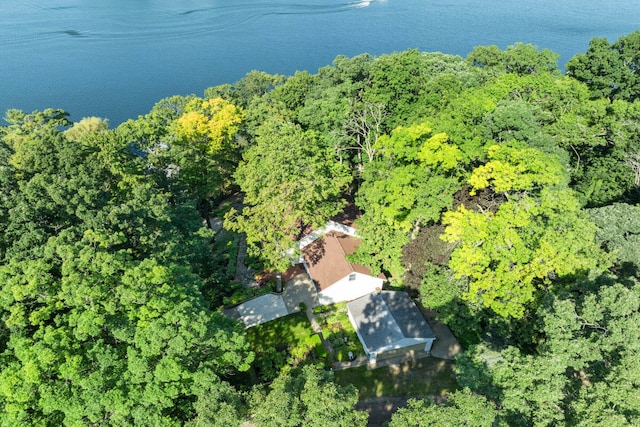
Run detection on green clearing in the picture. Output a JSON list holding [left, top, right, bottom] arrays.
[[244, 312, 326, 382], [244, 306, 458, 401], [334, 358, 459, 399], [246, 312, 317, 353]]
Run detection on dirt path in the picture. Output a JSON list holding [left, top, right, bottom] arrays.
[[305, 306, 335, 360], [233, 233, 259, 286]]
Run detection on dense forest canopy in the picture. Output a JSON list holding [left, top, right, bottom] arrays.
[[1, 31, 640, 426]]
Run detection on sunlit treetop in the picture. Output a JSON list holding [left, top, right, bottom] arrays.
[[174, 97, 244, 153]]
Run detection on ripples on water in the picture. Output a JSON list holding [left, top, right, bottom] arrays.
[[4, 0, 639, 124], [7, 0, 375, 44]]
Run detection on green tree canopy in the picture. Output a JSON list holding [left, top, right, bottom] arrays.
[[352, 122, 463, 279], [588, 202, 640, 270], [225, 119, 351, 271], [0, 111, 252, 425], [457, 275, 640, 426], [468, 42, 560, 76], [389, 388, 497, 427], [442, 146, 605, 318], [567, 31, 640, 102], [64, 116, 109, 143], [249, 365, 367, 427], [468, 143, 566, 196], [205, 70, 285, 108], [117, 95, 245, 217], [173, 97, 244, 155]]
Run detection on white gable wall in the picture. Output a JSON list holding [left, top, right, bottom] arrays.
[[317, 272, 383, 305], [376, 337, 436, 354]]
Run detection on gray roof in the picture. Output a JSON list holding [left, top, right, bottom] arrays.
[[347, 291, 435, 354]]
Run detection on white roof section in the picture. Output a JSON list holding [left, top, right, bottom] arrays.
[[347, 291, 435, 355], [286, 220, 358, 262], [298, 221, 357, 250]]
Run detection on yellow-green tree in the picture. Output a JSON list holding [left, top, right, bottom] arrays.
[[352, 122, 464, 279], [468, 144, 566, 196], [442, 145, 606, 318], [174, 97, 244, 154], [171, 97, 245, 213], [64, 116, 109, 143]]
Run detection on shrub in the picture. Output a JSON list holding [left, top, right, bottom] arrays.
[[255, 347, 287, 382]]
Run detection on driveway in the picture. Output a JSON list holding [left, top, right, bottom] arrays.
[[224, 273, 320, 329], [418, 306, 461, 360], [282, 273, 319, 312], [224, 293, 289, 328]]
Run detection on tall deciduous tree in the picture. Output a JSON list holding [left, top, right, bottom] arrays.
[[225, 119, 351, 272], [342, 101, 386, 164], [467, 143, 566, 197], [173, 97, 244, 155], [205, 70, 286, 108], [249, 365, 367, 427], [64, 116, 109, 142], [352, 122, 463, 279], [588, 202, 640, 270], [567, 31, 640, 102], [457, 275, 640, 426], [468, 42, 560, 76], [0, 112, 252, 425], [118, 95, 245, 217], [171, 97, 245, 208], [442, 146, 605, 318], [364, 50, 476, 128], [389, 388, 497, 427]]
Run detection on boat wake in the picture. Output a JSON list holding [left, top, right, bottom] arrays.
[[5, 0, 378, 46]]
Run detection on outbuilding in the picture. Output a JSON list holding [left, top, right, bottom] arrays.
[[347, 290, 436, 365]]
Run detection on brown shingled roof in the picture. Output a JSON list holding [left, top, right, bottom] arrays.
[[302, 231, 374, 291]]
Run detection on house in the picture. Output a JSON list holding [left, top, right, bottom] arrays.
[[347, 290, 435, 365], [297, 221, 385, 305]]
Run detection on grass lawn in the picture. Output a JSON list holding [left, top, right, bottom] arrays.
[[246, 312, 319, 354], [334, 357, 459, 399], [243, 312, 326, 384]]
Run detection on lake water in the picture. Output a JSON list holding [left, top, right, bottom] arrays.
[[2, 0, 639, 125]]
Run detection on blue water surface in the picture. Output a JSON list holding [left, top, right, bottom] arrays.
[[1, 0, 639, 124]]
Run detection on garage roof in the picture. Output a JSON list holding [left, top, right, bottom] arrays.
[[347, 291, 435, 354]]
